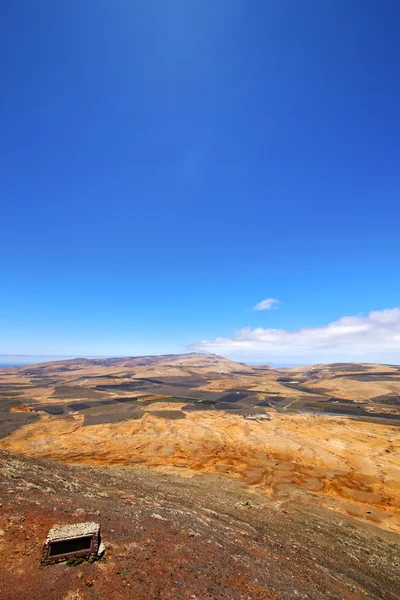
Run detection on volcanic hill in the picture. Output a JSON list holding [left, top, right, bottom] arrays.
[[0, 353, 399, 599]]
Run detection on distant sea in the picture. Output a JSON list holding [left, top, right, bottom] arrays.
[[0, 356, 77, 369]]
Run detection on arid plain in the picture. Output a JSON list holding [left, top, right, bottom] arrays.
[[1, 353, 399, 599]]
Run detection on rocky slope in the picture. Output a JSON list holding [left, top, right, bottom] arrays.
[[1, 354, 399, 599], [1, 449, 399, 600]]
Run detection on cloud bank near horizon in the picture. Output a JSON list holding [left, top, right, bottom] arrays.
[[190, 308, 400, 364]]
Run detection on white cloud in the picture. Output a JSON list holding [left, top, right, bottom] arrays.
[[252, 298, 279, 311], [190, 308, 400, 364]]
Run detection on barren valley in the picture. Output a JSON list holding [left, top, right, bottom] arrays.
[[0, 353, 399, 599]]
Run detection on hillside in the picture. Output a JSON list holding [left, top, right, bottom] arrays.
[[0, 353, 399, 599], [1, 449, 399, 600]]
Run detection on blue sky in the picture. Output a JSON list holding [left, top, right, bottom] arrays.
[[1, 1, 400, 364]]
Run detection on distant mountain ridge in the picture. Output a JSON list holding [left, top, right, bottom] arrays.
[[12, 352, 259, 378]]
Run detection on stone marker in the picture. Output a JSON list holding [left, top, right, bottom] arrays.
[[41, 521, 104, 566]]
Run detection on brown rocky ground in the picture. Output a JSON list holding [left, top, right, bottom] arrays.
[[1, 410, 399, 534], [0, 354, 399, 599], [1, 449, 400, 600]]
